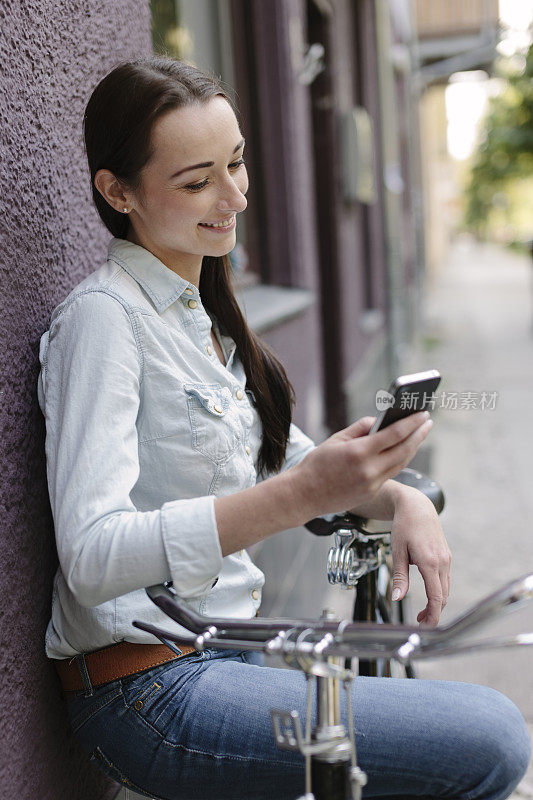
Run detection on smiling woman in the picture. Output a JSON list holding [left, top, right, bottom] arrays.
[[83, 58, 291, 477], [38, 56, 530, 800], [94, 96, 248, 283]]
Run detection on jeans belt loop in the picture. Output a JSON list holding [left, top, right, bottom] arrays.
[[76, 653, 94, 697]]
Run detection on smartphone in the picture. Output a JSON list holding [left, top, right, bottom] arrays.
[[369, 370, 441, 434]]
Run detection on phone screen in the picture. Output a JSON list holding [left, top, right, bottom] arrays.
[[370, 371, 441, 433]]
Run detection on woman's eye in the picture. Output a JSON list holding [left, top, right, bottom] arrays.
[[185, 179, 209, 192], [184, 159, 245, 192]]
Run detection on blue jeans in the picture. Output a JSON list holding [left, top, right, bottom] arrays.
[[66, 648, 531, 800]]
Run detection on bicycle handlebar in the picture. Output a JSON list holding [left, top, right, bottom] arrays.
[[133, 573, 533, 664]]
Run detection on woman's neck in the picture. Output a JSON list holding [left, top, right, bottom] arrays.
[[126, 227, 203, 288]]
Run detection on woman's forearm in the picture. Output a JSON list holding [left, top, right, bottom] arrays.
[[214, 469, 308, 557], [215, 414, 433, 557]]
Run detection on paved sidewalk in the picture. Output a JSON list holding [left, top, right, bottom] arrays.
[[413, 237, 533, 797], [411, 238, 533, 709]]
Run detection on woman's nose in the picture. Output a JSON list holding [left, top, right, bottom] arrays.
[[216, 175, 248, 214]]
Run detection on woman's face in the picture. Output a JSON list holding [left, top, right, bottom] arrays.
[[125, 96, 248, 277]]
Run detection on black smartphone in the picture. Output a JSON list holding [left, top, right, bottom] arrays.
[[369, 370, 441, 434]]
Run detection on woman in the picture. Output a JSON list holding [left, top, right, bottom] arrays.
[[38, 57, 530, 800]]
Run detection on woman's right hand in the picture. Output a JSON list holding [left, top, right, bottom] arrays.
[[287, 412, 433, 519]]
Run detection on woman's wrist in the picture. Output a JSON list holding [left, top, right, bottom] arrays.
[[348, 479, 424, 521], [389, 481, 435, 522], [282, 461, 324, 522]]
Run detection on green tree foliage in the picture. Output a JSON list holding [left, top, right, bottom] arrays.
[[465, 45, 533, 235]]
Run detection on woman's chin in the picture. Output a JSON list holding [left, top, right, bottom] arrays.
[[205, 240, 237, 258]]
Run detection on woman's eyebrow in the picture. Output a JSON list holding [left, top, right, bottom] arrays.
[[170, 138, 245, 179]]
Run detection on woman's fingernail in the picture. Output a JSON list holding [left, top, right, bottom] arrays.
[[392, 588, 402, 601], [423, 410, 430, 419]]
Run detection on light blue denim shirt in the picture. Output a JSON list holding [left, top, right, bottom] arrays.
[[38, 238, 316, 659]]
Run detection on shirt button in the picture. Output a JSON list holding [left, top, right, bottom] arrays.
[[252, 589, 260, 601], [187, 299, 198, 309], [235, 389, 244, 400], [245, 445, 251, 455], [239, 549, 244, 557], [184, 287, 194, 295], [213, 404, 223, 414], [206, 345, 213, 355]]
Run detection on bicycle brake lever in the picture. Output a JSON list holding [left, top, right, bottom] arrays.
[[132, 619, 197, 643]]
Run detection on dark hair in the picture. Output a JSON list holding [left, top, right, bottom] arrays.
[[83, 56, 295, 475]]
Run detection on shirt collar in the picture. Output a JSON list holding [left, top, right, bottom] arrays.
[[107, 238, 195, 313], [206, 309, 237, 368]]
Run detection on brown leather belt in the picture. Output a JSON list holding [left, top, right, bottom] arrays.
[[54, 640, 198, 693]]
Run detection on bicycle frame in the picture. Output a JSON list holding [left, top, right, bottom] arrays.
[[134, 574, 533, 800]]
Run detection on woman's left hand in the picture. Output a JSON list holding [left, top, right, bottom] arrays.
[[390, 486, 452, 626]]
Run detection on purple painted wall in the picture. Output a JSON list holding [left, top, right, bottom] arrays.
[[0, 2, 152, 797]]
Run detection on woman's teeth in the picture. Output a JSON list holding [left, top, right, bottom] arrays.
[[199, 217, 234, 228]]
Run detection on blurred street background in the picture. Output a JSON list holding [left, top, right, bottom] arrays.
[[413, 237, 533, 798], [324, 235, 533, 799]]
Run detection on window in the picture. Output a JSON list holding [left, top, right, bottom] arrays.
[[150, 0, 257, 286]]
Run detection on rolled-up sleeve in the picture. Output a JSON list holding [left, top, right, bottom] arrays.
[[40, 290, 222, 608]]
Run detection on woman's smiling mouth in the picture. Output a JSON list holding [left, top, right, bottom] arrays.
[[198, 215, 236, 232]]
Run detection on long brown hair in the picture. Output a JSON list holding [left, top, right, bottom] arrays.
[[84, 57, 295, 475]]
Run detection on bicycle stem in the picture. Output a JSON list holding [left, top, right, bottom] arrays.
[[270, 612, 367, 800]]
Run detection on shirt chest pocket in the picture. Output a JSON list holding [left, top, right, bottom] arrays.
[[184, 383, 240, 464]]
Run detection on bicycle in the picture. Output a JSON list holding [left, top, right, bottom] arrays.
[[135, 573, 533, 800], [304, 467, 445, 678]]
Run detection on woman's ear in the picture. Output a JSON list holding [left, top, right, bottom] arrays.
[[94, 169, 131, 213]]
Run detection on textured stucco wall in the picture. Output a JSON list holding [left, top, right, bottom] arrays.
[[0, 2, 152, 798]]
